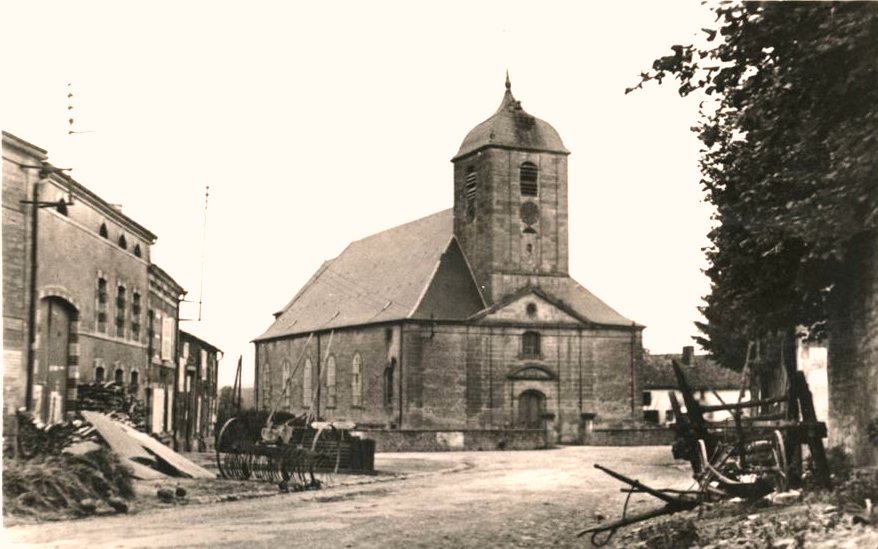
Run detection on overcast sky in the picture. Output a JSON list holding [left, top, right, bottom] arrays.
[[2, 1, 716, 387]]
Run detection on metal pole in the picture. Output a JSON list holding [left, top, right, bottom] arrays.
[[25, 176, 41, 412]]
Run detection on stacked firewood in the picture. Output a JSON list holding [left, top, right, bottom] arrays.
[[76, 382, 146, 430]]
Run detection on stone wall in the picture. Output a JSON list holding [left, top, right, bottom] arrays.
[[828, 231, 878, 465], [582, 427, 675, 447], [355, 428, 547, 452]]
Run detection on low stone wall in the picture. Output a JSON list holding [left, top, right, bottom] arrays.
[[353, 428, 547, 452], [582, 427, 675, 447]]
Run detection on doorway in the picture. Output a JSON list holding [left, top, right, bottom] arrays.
[[38, 297, 74, 422], [517, 389, 546, 429]]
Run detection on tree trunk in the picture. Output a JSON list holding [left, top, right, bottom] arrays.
[[827, 231, 878, 466]]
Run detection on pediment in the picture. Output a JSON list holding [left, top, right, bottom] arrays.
[[477, 291, 581, 324], [508, 365, 556, 381]]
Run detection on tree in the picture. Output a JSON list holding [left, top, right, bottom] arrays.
[[635, 2, 878, 463]]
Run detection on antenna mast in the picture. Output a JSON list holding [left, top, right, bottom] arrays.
[[198, 185, 210, 321]]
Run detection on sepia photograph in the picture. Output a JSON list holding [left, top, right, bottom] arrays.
[[2, 1, 877, 547]]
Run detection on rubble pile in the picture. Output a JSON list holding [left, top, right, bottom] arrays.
[[76, 382, 146, 430]]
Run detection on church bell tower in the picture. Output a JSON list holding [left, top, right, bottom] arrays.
[[451, 76, 571, 304]]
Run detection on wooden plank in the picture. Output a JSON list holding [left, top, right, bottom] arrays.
[[118, 421, 216, 479], [81, 411, 166, 480]]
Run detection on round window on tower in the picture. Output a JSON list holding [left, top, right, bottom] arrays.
[[520, 201, 539, 226]]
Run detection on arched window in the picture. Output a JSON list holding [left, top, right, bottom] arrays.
[[99, 223, 108, 238], [326, 355, 337, 408], [134, 244, 142, 258], [262, 362, 272, 405], [303, 358, 313, 407], [282, 358, 292, 410], [384, 358, 396, 409], [352, 353, 363, 407], [130, 370, 139, 386], [114, 368, 124, 385], [118, 234, 128, 250], [520, 162, 538, 196], [95, 366, 105, 383], [522, 331, 541, 357], [464, 166, 478, 220]]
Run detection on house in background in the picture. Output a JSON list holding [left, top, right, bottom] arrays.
[[641, 346, 749, 426], [253, 79, 643, 445], [176, 330, 223, 451]]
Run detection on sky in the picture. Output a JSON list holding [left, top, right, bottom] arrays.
[[1, 1, 717, 388]]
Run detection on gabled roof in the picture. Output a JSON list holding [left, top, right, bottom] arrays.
[[469, 283, 635, 327], [642, 354, 744, 391], [255, 209, 475, 341]]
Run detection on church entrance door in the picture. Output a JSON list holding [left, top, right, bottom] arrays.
[[517, 389, 546, 429]]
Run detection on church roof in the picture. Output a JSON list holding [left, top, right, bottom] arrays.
[[255, 208, 635, 341], [452, 76, 569, 161], [254, 210, 468, 341]]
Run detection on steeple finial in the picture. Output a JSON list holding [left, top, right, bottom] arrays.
[[505, 70, 511, 91]]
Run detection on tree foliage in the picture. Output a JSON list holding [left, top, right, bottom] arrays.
[[635, 1, 878, 367]]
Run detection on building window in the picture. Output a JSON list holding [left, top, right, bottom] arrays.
[[282, 358, 292, 410], [114, 368, 124, 385], [464, 166, 478, 220], [520, 162, 538, 196], [99, 223, 108, 238], [384, 358, 396, 409], [352, 353, 363, 407], [96, 277, 108, 333], [131, 291, 141, 339], [262, 362, 272, 405], [666, 410, 676, 424], [526, 302, 537, 318], [130, 370, 139, 387], [118, 234, 128, 250], [642, 391, 652, 406], [643, 410, 660, 424], [303, 358, 313, 407], [522, 331, 541, 357], [134, 244, 142, 258], [326, 355, 337, 408], [95, 365, 105, 383], [116, 286, 127, 338], [161, 315, 174, 361]]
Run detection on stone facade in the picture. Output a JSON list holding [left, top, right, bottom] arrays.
[[254, 81, 644, 444]]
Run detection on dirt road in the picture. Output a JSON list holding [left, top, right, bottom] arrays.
[[5, 446, 693, 548]]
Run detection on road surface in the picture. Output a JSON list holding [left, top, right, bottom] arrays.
[[6, 446, 693, 548]]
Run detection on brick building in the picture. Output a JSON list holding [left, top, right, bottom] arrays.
[[253, 79, 643, 443], [2, 131, 220, 444]]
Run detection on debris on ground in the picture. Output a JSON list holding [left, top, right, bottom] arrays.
[[2, 446, 135, 520]]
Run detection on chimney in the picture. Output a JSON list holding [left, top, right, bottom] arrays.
[[682, 346, 694, 366]]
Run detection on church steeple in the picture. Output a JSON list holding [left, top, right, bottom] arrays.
[[451, 78, 571, 303]]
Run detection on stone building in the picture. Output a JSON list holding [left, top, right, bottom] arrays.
[[2, 131, 220, 444], [176, 330, 223, 451], [253, 80, 643, 443]]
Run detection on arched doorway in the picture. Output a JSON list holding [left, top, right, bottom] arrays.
[[517, 389, 546, 429], [37, 297, 75, 422]]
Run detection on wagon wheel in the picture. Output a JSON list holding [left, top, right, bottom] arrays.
[[216, 417, 252, 480]]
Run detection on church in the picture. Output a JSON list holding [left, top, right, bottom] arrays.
[[253, 78, 643, 444]]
